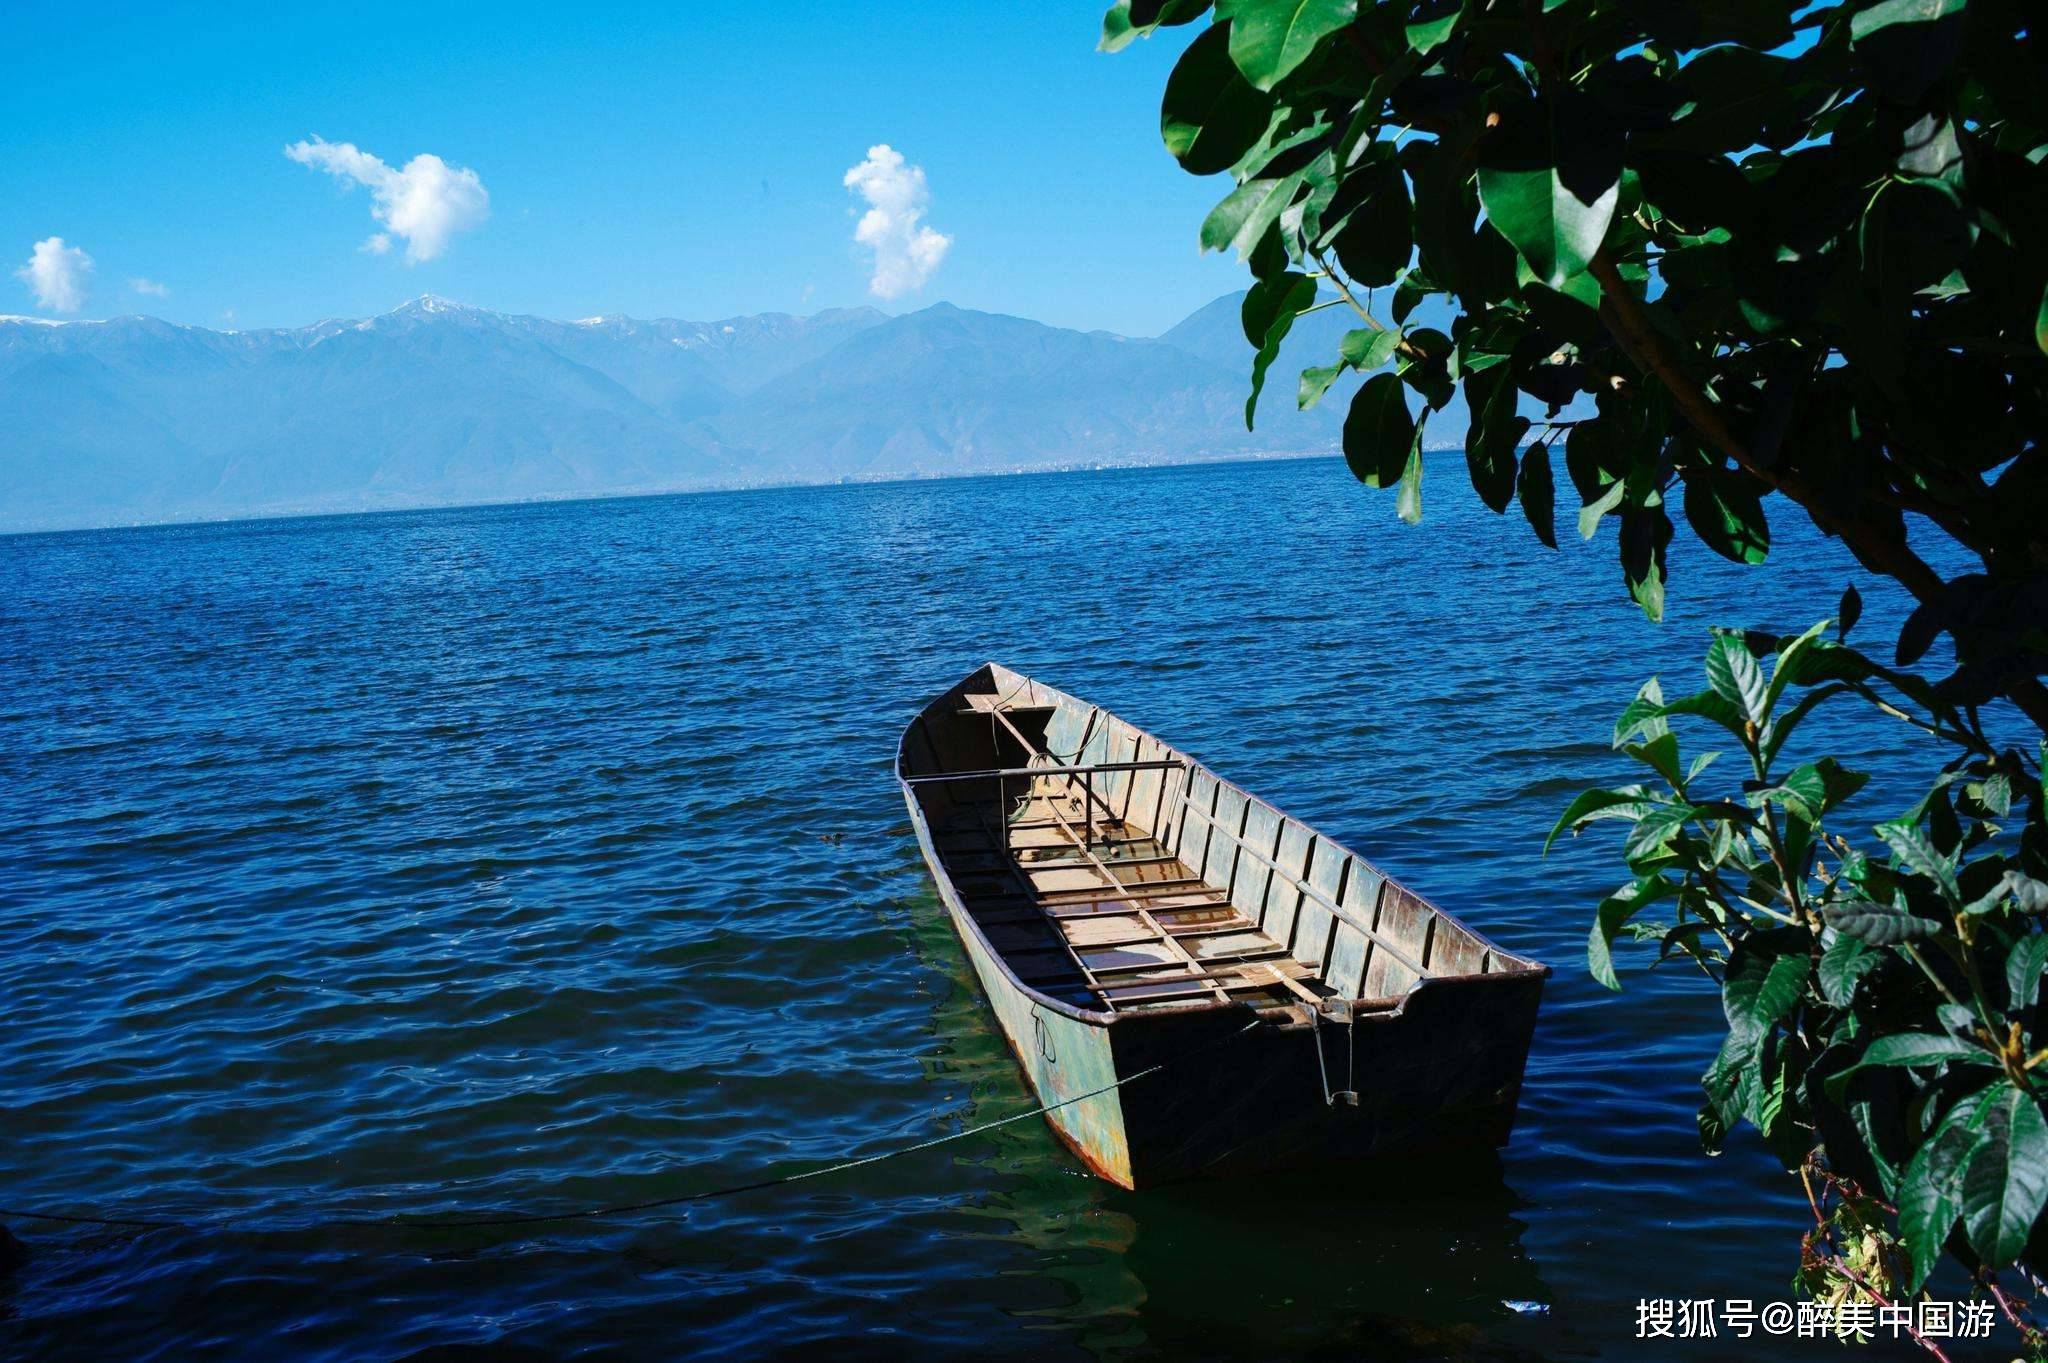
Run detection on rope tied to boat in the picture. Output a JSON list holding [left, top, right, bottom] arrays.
[[0, 1018, 1262, 1240], [1310, 1002, 1359, 1108]]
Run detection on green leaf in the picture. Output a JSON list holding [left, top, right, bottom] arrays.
[[1103, 0, 1140, 49], [1969, 773, 2013, 819], [1651, 47, 1807, 155], [1404, 0, 1460, 55], [1101, 0, 1214, 50], [1475, 93, 1622, 288], [1624, 800, 1696, 864], [1817, 935, 1879, 1007], [1827, 1032, 1997, 1097], [1761, 620, 1830, 718], [1961, 1082, 2048, 1269], [1722, 941, 1808, 1048], [1860, 177, 1974, 296], [1612, 677, 1670, 747], [1753, 757, 1868, 823], [2005, 873, 2048, 915], [1701, 1029, 1751, 1149], [1879, 821, 1962, 905], [1394, 326, 1454, 409], [1463, 365, 1527, 514], [1704, 635, 1768, 728], [1896, 1089, 1993, 1292], [2007, 934, 2048, 1011], [1588, 877, 1677, 990], [1327, 155, 1412, 288], [1823, 900, 1944, 946], [1342, 371, 1414, 488], [1660, 688, 1751, 743], [1577, 477, 1625, 539], [1641, 0, 1794, 48], [1897, 112, 1962, 180], [1395, 411, 1427, 523], [1518, 444, 1557, 549], [1241, 272, 1317, 428], [1159, 21, 1271, 175], [2036, 285, 2048, 358], [1238, 113, 1334, 183], [1838, 585, 1863, 640], [1338, 326, 1401, 371], [1619, 506, 1671, 622], [1297, 362, 1344, 410], [1849, 0, 1969, 103], [1623, 730, 1684, 788], [1697, 1099, 1730, 1155], [1682, 468, 1769, 565], [1200, 173, 1304, 258], [1546, 787, 1658, 851], [1217, 0, 1357, 92], [1391, 270, 1431, 324]]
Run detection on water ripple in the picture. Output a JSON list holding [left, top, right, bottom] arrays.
[[0, 457, 1954, 1360]]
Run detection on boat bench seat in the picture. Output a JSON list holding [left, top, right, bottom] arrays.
[[923, 776, 1334, 1013], [917, 687, 1450, 1015], [956, 693, 1058, 717]]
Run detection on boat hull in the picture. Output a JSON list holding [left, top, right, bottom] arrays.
[[906, 788, 1138, 1183], [898, 665, 1548, 1189], [903, 794, 1544, 1191]]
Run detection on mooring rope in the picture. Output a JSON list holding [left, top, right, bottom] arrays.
[[0, 1018, 1262, 1238], [1310, 1004, 1359, 1108]]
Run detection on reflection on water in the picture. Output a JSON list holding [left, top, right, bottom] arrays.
[[903, 885, 1554, 1362]]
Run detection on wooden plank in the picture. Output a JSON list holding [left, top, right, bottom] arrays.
[[1034, 774, 1231, 1005], [971, 808, 1117, 1010], [944, 714, 1362, 1014], [1060, 918, 1260, 952], [1095, 957, 1317, 998], [1261, 961, 1326, 1005]]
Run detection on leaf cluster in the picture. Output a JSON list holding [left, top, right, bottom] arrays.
[[1552, 608, 2048, 1292], [1106, 0, 2048, 721]]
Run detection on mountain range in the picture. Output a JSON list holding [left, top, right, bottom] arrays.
[[0, 290, 1465, 533]]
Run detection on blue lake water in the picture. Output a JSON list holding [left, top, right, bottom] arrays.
[[0, 456, 1970, 1360]]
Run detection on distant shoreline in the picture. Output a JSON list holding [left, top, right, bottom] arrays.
[[0, 445, 1502, 541], [0, 449, 1285, 540]]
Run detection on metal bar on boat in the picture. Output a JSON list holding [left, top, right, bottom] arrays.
[[904, 759, 1186, 784], [987, 701, 1133, 832]]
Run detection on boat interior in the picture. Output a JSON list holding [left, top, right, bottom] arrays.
[[901, 667, 1538, 1018]]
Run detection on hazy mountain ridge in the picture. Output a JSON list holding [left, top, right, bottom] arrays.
[[0, 292, 1422, 533]]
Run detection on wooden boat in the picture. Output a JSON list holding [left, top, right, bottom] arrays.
[[897, 664, 1548, 1189]]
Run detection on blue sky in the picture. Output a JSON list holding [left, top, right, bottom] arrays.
[[1, 2, 1247, 335]]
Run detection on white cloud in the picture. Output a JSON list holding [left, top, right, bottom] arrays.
[[842, 144, 950, 299], [129, 276, 169, 297], [285, 136, 489, 263], [15, 237, 92, 313]]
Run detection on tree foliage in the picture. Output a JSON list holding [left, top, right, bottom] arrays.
[[1106, 0, 2048, 1322], [1552, 613, 2048, 1313], [1104, 0, 2048, 730]]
